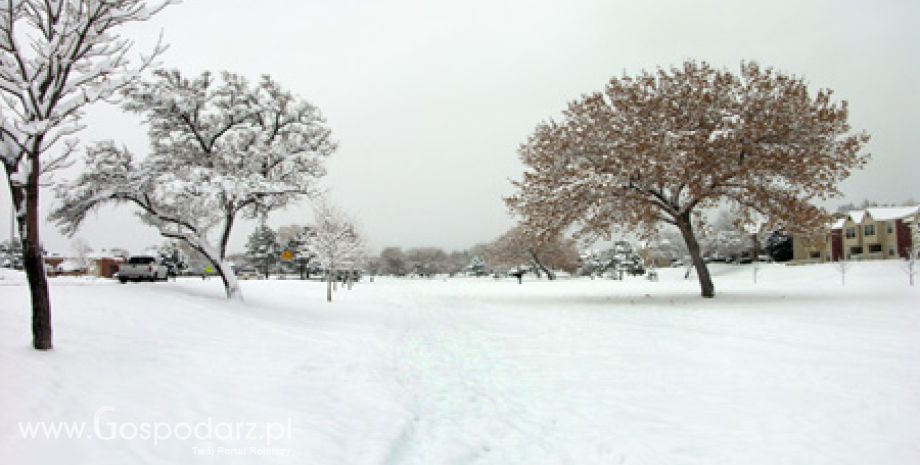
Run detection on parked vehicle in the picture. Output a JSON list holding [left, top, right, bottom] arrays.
[[116, 255, 169, 283], [233, 266, 261, 280]]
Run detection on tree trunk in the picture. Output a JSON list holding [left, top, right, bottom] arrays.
[[213, 259, 242, 300], [676, 214, 715, 298], [326, 273, 332, 302], [191, 243, 241, 300], [6, 157, 54, 350], [218, 211, 236, 261], [528, 249, 555, 280], [23, 169, 53, 349]]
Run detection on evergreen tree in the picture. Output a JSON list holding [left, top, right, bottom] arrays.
[[283, 226, 316, 280], [245, 225, 281, 279], [580, 241, 644, 279], [763, 231, 793, 262], [466, 256, 488, 277], [156, 242, 187, 277]]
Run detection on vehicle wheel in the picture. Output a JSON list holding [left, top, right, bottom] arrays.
[[119, 278, 127, 284]]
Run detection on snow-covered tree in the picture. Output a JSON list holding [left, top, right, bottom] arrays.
[[642, 229, 688, 267], [580, 241, 644, 279], [245, 224, 280, 279], [701, 210, 751, 262], [706, 230, 749, 262], [70, 237, 93, 272], [465, 255, 489, 277], [379, 247, 407, 276], [309, 201, 366, 302], [278, 225, 316, 279], [506, 60, 869, 298], [0, 239, 23, 269], [364, 256, 382, 280], [404, 247, 448, 277], [445, 250, 471, 277], [50, 69, 336, 300], [156, 241, 186, 277], [0, 0, 173, 349]]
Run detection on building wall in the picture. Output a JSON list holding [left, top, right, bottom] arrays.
[[895, 216, 919, 258], [792, 234, 830, 262], [94, 258, 122, 278], [830, 229, 843, 261], [841, 218, 863, 259]]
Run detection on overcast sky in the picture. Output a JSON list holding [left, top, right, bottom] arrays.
[[2, 0, 917, 255]]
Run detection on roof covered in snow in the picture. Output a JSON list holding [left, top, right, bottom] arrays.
[[833, 205, 920, 228], [865, 206, 920, 222]]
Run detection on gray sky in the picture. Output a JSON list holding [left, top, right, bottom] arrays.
[[2, 0, 918, 255]]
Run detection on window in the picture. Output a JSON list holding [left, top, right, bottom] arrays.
[[864, 224, 875, 236], [850, 246, 863, 255], [889, 247, 896, 256], [845, 227, 856, 239], [887, 223, 894, 234], [868, 244, 882, 253], [810, 251, 821, 258]]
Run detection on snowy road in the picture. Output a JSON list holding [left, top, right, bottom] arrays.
[[1, 262, 919, 464]]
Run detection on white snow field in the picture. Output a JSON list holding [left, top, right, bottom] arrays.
[[1, 261, 918, 465]]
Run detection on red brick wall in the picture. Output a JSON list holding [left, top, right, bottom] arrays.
[[896, 220, 912, 258], [831, 230, 843, 261]]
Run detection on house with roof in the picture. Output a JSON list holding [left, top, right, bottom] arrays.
[[792, 205, 920, 262]]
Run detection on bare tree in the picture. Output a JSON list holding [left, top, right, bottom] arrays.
[[404, 247, 448, 277], [445, 250, 471, 277], [904, 225, 919, 287], [71, 237, 94, 273], [379, 247, 407, 276], [506, 60, 869, 297], [51, 70, 335, 300], [836, 254, 851, 286], [0, 0, 173, 349], [309, 201, 366, 302]]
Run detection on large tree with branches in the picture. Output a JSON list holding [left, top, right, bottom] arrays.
[[0, 0, 173, 349], [506, 60, 869, 297], [51, 69, 336, 300], [487, 225, 579, 280]]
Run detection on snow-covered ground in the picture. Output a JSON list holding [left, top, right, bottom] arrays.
[[1, 261, 918, 465]]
